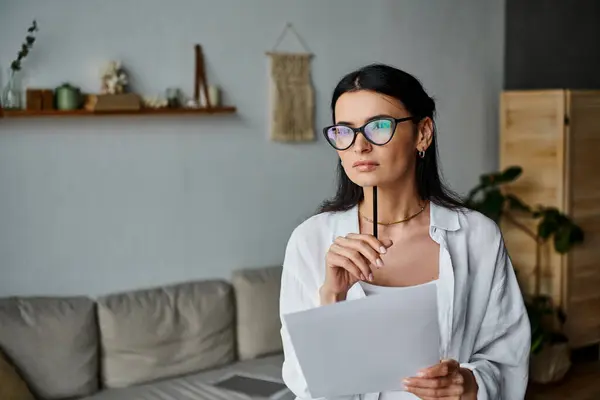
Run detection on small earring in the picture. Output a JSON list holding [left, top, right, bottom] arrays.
[[418, 149, 425, 158]]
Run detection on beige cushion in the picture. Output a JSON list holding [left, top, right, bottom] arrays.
[[0, 296, 99, 399], [80, 355, 286, 400], [97, 279, 235, 388], [232, 266, 283, 360], [0, 348, 35, 400]]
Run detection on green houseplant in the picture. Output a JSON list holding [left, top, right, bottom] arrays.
[[465, 166, 584, 383]]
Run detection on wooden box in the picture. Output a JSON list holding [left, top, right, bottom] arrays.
[[26, 89, 42, 111], [92, 93, 141, 111], [500, 89, 600, 348], [41, 90, 54, 110]]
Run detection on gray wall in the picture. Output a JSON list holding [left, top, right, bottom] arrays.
[[0, 0, 505, 297], [505, 0, 600, 89]]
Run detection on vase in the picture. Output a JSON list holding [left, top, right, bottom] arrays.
[[55, 83, 81, 110], [529, 342, 571, 384], [1, 70, 21, 109]]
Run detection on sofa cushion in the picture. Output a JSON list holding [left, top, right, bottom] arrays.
[[0, 348, 35, 400], [0, 296, 99, 399], [97, 279, 235, 388], [232, 266, 283, 360], [81, 354, 292, 400]]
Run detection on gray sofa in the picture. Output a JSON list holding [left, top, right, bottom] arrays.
[[0, 266, 292, 400]]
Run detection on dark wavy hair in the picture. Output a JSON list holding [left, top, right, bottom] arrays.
[[318, 63, 464, 213]]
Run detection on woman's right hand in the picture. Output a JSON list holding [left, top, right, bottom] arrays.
[[319, 233, 393, 305]]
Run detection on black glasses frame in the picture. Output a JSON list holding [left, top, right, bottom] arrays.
[[322, 116, 415, 150]]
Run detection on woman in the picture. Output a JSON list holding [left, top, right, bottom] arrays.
[[279, 64, 531, 400]]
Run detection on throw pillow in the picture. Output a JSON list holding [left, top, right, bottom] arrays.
[[232, 266, 283, 360], [0, 348, 35, 400]]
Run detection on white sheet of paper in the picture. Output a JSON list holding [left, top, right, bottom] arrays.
[[282, 282, 440, 398]]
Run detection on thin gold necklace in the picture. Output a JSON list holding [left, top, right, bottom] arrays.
[[360, 203, 427, 226]]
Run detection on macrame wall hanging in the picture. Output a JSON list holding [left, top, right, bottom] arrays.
[[266, 23, 315, 142]]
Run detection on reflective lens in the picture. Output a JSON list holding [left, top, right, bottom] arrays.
[[325, 125, 355, 150], [364, 119, 394, 144], [324, 118, 396, 150]]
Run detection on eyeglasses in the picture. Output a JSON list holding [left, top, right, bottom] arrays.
[[323, 116, 415, 151]]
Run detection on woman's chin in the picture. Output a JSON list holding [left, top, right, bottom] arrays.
[[349, 175, 383, 188]]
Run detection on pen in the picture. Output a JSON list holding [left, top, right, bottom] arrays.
[[373, 186, 378, 239]]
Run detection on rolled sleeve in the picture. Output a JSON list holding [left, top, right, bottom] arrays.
[[462, 232, 531, 399]]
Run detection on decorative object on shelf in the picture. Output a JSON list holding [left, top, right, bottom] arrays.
[[94, 93, 141, 111], [143, 96, 168, 109], [466, 165, 585, 384], [83, 94, 96, 111], [166, 87, 181, 108], [55, 83, 81, 110], [41, 90, 54, 110], [26, 89, 43, 110], [2, 70, 22, 110], [84, 92, 141, 111], [100, 61, 129, 95], [26, 88, 57, 110], [200, 85, 220, 108], [266, 22, 315, 142], [185, 99, 199, 109], [2, 20, 38, 109], [193, 44, 212, 108]]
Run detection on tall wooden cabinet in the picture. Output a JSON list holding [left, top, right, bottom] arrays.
[[500, 89, 600, 348]]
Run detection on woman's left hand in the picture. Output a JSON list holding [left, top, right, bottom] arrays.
[[402, 359, 477, 399]]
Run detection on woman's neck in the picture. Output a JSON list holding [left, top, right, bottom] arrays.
[[360, 179, 424, 224]]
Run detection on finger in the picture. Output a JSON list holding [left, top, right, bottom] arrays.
[[345, 233, 393, 253], [442, 359, 461, 374], [339, 235, 385, 268], [404, 383, 464, 398], [452, 371, 464, 385], [345, 233, 393, 250], [326, 252, 362, 281], [331, 243, 374, 281], [403, 375, 455, 389], [417, 359, 460, 378]]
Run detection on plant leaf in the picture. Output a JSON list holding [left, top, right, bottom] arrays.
[[570, 225, 584, 244], [538, 219, 555, 239], [553, 224, 571, 253], [499, 166, 523, 183], [538, 208, 560, 239], [28, 20, 38, 32], [531, 332, 545, 354], [478, 189, 505, 222], [554, 223, 585, 253], [479, 172, 499, 187]]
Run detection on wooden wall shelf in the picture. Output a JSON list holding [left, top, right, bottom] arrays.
[[0, 106, 236, 119]]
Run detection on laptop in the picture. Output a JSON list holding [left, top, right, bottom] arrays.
[[211, 372, 292, 399]]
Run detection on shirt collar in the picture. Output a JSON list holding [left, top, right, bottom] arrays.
[[337, 201, 461, 234], [430, 201, 461, 232]]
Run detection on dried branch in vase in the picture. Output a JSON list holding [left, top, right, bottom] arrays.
[[10, 20, 38, 72]]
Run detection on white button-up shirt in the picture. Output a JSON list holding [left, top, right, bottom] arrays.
[[279, 202, 531, 400]]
